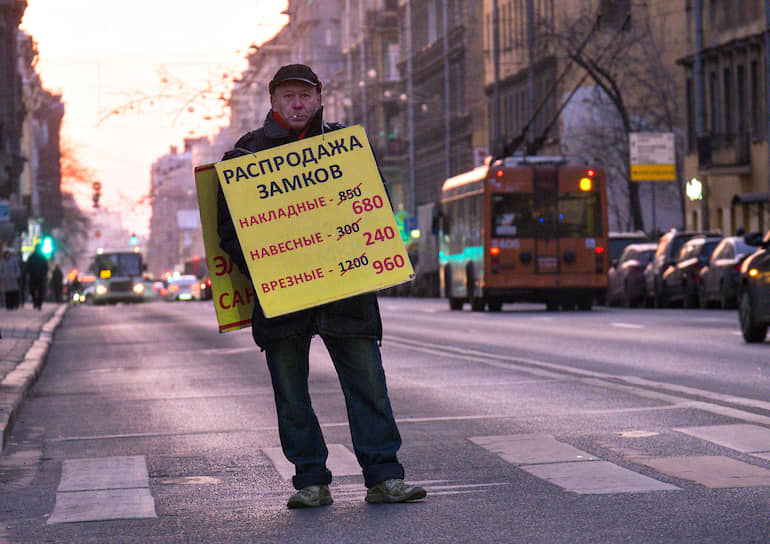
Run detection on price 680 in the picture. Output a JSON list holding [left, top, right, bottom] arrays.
[[372, 254, 406, 274]]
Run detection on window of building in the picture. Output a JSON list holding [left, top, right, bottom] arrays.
[[750, 60, 761, 137], [686, 77, 695, 152], [723, 67, 732, 138], [599, 0, 631, 31], [708, 70, 718, 134], [736, 64, 746, 132]]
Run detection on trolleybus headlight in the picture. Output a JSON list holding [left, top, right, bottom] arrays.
[[95, 285, 107, 295], [133, 283, 145, 294]]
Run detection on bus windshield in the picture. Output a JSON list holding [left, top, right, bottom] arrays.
[[93, 252, 143, 277]]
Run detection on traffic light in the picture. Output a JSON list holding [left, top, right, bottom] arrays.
[[92, 181, 102, 208], [129, 233, 138, 245], [41, 235, 55, 257]]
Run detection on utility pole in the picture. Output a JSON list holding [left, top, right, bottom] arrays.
[[694, 0, 709, 229], [492, 0, 501, 156], [526, 0, 535, 148], [359, 0, 367, 130], [407, 0, 415, 215], [766, 0, 770, 192], [443, 0, 451, 181]]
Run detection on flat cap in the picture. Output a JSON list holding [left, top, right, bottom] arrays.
[[269, 64, 322, 94]]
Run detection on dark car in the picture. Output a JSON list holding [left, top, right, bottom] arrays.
[[660, 234, 722, 308], [737, 231, 770, 343], [606, 242, 657, 307], [644, 229, 702, 307], [698, 236, 760, 309]]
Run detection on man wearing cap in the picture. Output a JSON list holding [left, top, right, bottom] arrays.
[[217, 64, 426, 509]]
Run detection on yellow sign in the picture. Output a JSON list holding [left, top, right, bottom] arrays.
[[215, 125, 414, 318], [194, 164, 255, 333], [630, 164, 676, 182]]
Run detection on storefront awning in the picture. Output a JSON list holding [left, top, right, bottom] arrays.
[[732, 192, 770, 205]]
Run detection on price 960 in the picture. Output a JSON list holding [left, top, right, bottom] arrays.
[[372, 254, 406, 274]]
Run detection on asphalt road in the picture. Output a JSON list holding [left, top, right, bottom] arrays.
[[1, 298, 769, 543]]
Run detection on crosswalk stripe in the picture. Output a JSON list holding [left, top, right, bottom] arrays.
[[48, 456, 156, 524], [675, 424, 770, 457], [470, 433, 680, 494], [261, 444, 361, 480]]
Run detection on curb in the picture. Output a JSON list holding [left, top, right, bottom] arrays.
[[0, 304, 69, 451]]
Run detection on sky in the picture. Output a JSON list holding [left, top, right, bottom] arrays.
[[20, 0, 289, 237]]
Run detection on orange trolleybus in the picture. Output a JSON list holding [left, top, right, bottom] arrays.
[[438, 155, 609, 312]]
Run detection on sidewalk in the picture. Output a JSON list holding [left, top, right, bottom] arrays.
[[0, 302, 68, 450]]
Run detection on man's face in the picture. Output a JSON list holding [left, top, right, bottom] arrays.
[[270, 82, 322, 131]]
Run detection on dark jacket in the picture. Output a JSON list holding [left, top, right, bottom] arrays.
[[217, 107, 383, 349]]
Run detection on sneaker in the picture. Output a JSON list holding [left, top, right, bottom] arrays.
[[365, 479, 427, 504], [287, 484, 333, 509]]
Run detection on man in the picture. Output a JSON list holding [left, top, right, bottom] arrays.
[[25, 244, 48, 310], [217, 64, 426, 509], [50, 263, 64, 302]]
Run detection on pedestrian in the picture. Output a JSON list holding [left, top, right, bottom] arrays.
[[217, 64, 426, 509], [50, 263, 64, 302], [0, 248, 22, 309], [25, 244, 49, 310]]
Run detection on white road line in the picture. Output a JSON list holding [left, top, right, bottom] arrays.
[[611, 322, 645, 329]]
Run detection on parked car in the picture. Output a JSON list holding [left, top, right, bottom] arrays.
[[644, 229, 702, 307], [606, 242, 657, 307], [661, 234, 722, 308], [698, 236, 760, 309], [163, 275, 201, 301], [737, 231, 770, 343], [609, 231, 651, 263]]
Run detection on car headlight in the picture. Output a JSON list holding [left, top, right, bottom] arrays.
[[133, 283, 145, 294], [748, 268, 759, 278], [95, 285, 107, 295]]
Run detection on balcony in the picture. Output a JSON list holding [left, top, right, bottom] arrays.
[[697, 131, 752, 175]]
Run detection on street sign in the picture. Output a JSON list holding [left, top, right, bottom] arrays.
[[629, 132, 676, 182]]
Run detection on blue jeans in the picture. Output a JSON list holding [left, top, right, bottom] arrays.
[[264, 334, 404, 489]]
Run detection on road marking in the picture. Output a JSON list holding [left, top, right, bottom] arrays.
[[469, 434, 597, 464], [48, 456, 156, 524], [642, 456, 770, 488], [384, 336, 770, 426], [522, 460, 679, 494], [470, 434, 679, 494], [611, 322, 644, 329], [261, 444, 361, 480], [675, 424, 770, 458]]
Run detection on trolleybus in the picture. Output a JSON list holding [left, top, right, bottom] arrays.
[[85, 249, 146, 305], [438, 156, 609, 311]]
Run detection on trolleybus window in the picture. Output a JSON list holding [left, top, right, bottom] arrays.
[[492, 193, 536, 238], [557, 192, 603, 238], [93, 252, 143, 277]]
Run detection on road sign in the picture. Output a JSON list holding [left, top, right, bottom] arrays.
[[629, 132, 676, 182]]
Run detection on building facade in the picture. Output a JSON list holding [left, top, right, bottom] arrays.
[[679, 0, 769, 235]]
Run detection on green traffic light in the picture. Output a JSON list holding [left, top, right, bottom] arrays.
[[41, 236, 54, 256]]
